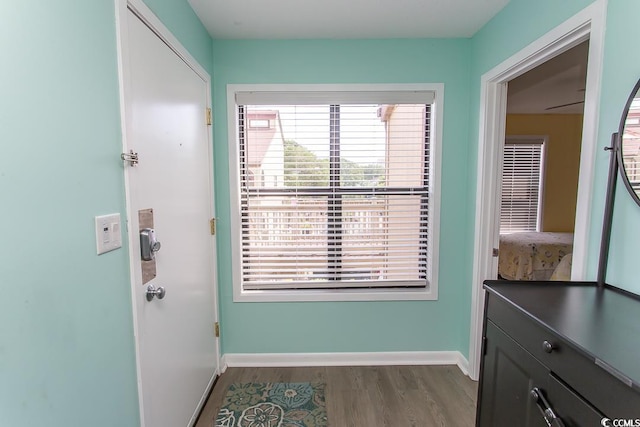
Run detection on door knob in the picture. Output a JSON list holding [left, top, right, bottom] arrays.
[[146, 284, 166, 301]]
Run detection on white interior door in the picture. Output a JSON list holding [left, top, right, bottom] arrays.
[[122, 8, 218, 427]]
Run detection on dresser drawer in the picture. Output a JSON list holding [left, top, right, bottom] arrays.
[[487, 292, 640, 419], [546, 374, 604, 427]]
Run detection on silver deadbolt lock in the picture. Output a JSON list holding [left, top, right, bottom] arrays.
[[140, 228, 161, 261]]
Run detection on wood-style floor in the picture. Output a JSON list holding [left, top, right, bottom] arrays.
[[195, 365, 477, 427]]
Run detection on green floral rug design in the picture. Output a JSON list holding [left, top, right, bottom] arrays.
[[215, 382, 327, 427]]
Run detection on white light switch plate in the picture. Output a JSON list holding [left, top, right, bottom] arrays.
[[95, 213, 122, 255]]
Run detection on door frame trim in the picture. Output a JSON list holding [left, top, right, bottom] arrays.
[[468, 0, 607, 380], [114, 1, 220, 425]]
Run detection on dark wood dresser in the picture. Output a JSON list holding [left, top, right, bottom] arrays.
[[476, 281, 640, 426]]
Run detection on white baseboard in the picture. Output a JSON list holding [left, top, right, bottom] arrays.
[[455, 352, 470, 376], [221, 351, 471, 377]]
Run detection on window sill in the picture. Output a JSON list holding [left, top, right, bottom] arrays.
[[233, 286, 438, 302]]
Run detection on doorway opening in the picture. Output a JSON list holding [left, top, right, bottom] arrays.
[[468, 0, 607, 380], [497, 41, 589, 282]]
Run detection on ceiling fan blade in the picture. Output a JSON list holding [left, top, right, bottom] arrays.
[[545, 100, 585, 111]]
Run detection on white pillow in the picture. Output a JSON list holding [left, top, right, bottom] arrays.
[[550, 253, 572, 281]]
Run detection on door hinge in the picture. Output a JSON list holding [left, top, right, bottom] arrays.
[[121, 150, 139, 166], [492, 248, 499, 257], [214, 322, 220, 338], [209, 218, 216, 235], [482, 336, 488, 355], [206, 108, 212, 126]]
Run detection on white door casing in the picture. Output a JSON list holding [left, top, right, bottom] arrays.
[[115, 1, 220, 426], [469, 0, 607, 380]]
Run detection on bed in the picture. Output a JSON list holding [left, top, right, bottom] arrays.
[[498, 232, 574, 281]]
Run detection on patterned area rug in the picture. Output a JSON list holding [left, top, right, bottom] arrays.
[[215, 382, 327, 427]]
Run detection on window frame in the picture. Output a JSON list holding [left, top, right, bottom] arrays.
[[227, 84, 443, 302]]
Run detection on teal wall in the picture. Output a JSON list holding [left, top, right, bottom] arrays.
[[467, 0, 596, 257], [211, 0, 640, 359], [0, 2, 137, 425], [468, 0, 640, 297], [461, 0, 599, 364], [470, 0, 595, 77], [593, 0, 640, 293], [0, 0, 211, 426], [211, 39, 474, 356], [4, 0, 640, 424]]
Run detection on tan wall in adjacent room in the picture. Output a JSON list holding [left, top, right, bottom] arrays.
[[506, 114, 584, 232]]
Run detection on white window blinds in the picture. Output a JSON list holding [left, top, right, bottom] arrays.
[[500, 137, 544, 234], [237, 96, 434, 290]]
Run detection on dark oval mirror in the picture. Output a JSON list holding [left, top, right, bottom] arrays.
[[618, 78, 640, 206]]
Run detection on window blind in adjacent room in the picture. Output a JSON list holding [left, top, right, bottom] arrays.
[[500, 137, 544, 234]]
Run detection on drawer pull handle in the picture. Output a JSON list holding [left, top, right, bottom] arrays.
[[542, 340, 555, 353], [530, 387, 565, 427]]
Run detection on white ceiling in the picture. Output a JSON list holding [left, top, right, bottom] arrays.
[[507, 41, 589, 114], [188, 0, 511, 39], [187, 0, 586, 115]]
